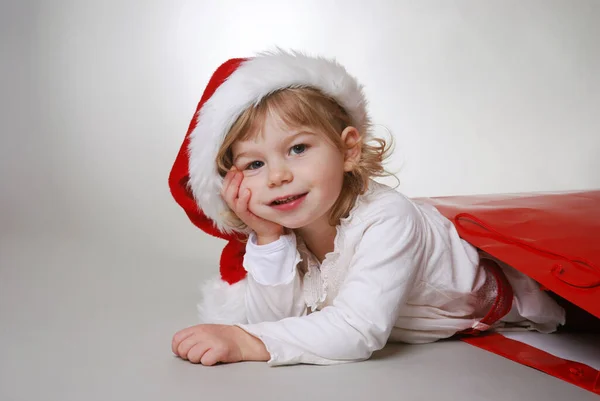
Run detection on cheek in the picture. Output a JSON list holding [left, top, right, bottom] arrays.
[[318, 165, 345, 200], [313, 158, 345, 183]]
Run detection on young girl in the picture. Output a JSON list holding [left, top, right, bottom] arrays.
[[169, 49, 566, 367]]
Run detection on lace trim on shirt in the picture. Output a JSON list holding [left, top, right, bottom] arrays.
[[298, 243, 325, 313]]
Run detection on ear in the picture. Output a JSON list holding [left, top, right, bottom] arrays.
[[340, 126, 362, 172]]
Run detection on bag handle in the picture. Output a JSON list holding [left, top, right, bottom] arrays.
[[454, 213, 600, 289]]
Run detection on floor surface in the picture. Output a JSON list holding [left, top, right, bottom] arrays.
[[1, 234, 597, 401]]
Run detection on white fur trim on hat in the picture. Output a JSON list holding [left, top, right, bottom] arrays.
[[187, 49, 370, 234], [197, 275, 248, 324]]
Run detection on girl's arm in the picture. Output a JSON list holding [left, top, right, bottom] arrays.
[[196, 231, 306, 325], [243, 230, 307, 323], [235, 210, 425, 366]]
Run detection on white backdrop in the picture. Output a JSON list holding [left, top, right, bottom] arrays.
[[2, 0, 599, 263]]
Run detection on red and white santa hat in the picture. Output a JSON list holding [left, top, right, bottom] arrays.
[[168, 49, 369, 283]]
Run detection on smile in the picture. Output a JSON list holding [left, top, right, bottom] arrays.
[[269, 193, 308, 211]]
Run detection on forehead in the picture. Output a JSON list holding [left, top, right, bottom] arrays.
[[233, 113, 308, 149]]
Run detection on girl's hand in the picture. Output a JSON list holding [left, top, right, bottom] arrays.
[[171, 324, 269, 365], [221, 167, 284, 244]]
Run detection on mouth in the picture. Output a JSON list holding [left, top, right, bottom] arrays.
[[269, 193, 308, 206]]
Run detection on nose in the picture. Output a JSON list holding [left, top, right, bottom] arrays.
[[268, 162, 293, 188]]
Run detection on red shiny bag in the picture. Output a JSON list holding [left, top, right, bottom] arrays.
[[422, 190, 600, 317], [420, 190, 600, 394]]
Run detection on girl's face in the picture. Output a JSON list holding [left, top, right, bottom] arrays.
[[231, 113, 355, 230]]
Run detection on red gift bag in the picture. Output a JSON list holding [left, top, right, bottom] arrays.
[[421, 190, 600, 317], [420, 190, 600, 394]]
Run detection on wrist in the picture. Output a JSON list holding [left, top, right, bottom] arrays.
[[234, 326, 270, 362]]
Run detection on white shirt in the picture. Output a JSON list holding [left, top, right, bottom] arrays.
[[197, 181, 565, 366]]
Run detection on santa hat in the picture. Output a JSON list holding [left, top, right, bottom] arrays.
[[168, 49, 369, 285]]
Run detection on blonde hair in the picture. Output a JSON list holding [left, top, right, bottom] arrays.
[[216, 87, 395, 230]]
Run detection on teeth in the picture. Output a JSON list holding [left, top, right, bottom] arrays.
[[274, 195, 301, 205]]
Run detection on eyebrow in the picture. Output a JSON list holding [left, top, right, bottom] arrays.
[[233, 131, 316, 163]]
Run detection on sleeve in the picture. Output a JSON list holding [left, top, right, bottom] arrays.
[[235, 212, 425, 366], [196, 230, 307, 324], [243, 231, 307, 323]]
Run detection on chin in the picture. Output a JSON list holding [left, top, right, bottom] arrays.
[[281, 213, 326, 230], [264, 215, 310, 230], [281, 221, 308, 230], [258, 205, 329, 230]]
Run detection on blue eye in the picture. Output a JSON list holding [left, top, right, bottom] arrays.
[[290, 144, 307, 155], [246, 161, 264, 170]]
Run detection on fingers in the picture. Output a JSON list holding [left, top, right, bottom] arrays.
[[172, 325, 205, 358], [235, 188, 251, 217], [186, 343, 225, 366], [221, 168, 272, 233], [235, 188, 264, 227], [172, 324, 205, 349], [172, 329, 195, 355], [200, 347, 224, 366], [172, 325, 236, 366], [221, 167, 243, 209], [187, 342, 212, 364], [176, 334, 202, 360], [173, 334, 225, 366]]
